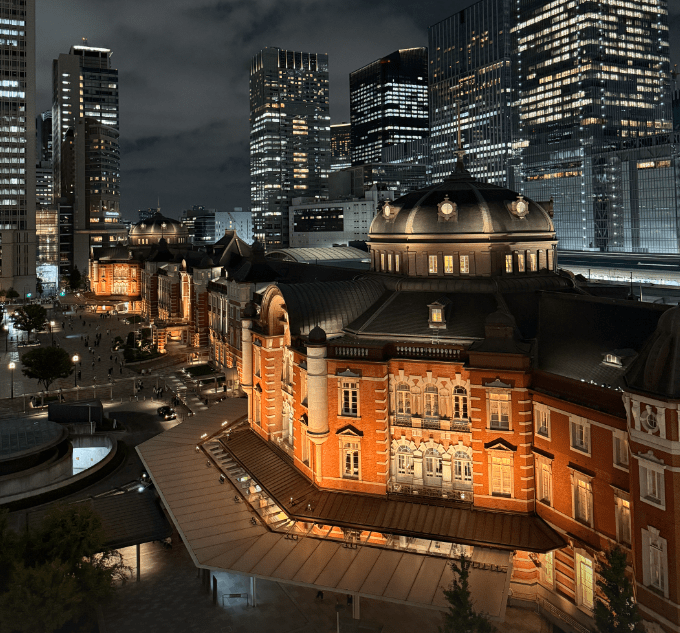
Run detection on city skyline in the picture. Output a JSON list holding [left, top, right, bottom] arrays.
[[31, 1, 680, 222]]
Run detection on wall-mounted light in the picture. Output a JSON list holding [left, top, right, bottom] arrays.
[[206, 461, 211, 468], [219, 474, 226, 484]]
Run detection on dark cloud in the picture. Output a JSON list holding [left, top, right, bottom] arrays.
[[35, 0, 678, 221]]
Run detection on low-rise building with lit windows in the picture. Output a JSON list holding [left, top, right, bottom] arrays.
[[197, 159, 680, 632]]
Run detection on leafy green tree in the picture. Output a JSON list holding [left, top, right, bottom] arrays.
[[35, 277, 44, 297], [68, 266, 82, 291], [440, 554, 496, 633], [20, 347, 73, 391], [5, 287, 19, 301], [0, 504, 130, 633], [13, 304, 47, 341], [595, 546, 643, 633], [0, 288, 6, 299]]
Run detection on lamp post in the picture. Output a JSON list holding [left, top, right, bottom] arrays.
[[50, 320, 55, 345], [73, 355, 79, 387], [9, 361, 14, 399], [3, 324, 7, 352]]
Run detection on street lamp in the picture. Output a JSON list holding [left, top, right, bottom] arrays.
[[3, 324, 7, 353], [50, 320, 55, 346], [9, 361, 14, 399], [73, 355, 79, 387]]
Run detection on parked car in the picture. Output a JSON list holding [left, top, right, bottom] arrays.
[[157, 406, 176, 420]]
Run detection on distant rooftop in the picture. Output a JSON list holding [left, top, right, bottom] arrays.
[[266, 246, 370, 264]]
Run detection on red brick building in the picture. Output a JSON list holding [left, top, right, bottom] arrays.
[[235, 164, 680, 632]]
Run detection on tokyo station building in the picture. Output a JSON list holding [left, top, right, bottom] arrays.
[[203, 158, 680, 633]]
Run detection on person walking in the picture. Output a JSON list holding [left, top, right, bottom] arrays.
[[98, 355, 101, 362]]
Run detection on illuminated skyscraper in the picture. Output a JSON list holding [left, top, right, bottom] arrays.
[[0, 0, 36, 294], [514, 0, 672, 252], [53, 42, 123, 277], [250, 47, 331, 249], [350, 48, 428, 166], [330, 122, 351, 172], [429, 0, 513, 185]]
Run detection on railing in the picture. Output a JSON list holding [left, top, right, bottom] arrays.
[[395, 345, 462, 359], [391, 416, 471, 432], [450, 419, 471, 432], [394, 415, 412, 427], [388, 480, 472, 503], [422, 417, 440, 430]]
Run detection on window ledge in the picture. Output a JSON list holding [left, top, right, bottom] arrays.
[[488, 427, 513, 433], [613, 462, 629, 473], [570, 445, 591, 457], [338, 414, 359, 420], [538, 498, 552, 507], [641, 496, 665, 511], [491, 492, 512, 498]]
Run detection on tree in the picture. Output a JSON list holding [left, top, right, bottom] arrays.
[[68, 266, 81, 291], [5, 287, 19, 301], [440, 554, 496, 633], [595, 546, 643, 633], [20, 347, 73, 391], [0, 504, 129, 633], [13, 304, 47, 341], [35, 277, 43, 298]]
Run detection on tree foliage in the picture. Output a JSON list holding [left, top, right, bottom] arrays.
[[13, 304, 47, 340], [595, 546, 644, 633], [440, 554, 496, 633], [5, 287, 19, 300], [35, 277, 44, 297], [68, 267, 82, 291], [20, 346, 73, 391], [0, 505, 130, 633]]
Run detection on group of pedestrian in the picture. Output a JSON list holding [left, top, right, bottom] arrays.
[[153, 386, 164, 398]]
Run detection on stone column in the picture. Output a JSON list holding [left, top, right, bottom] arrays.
[[307, 331, 329, 483]]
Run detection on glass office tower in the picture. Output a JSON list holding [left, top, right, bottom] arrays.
[[331, 123, 351, 172], [0, 0, 36, 293], [514, 0, 672, 252], [53, 43, 122, 277], [350, 48, 428, 166], [429, 0, 513, 185], [250, 47, 331, 249]]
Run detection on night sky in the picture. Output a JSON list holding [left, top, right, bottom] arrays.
[[36, 1, 680, 221]]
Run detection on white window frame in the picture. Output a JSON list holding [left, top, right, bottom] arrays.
[[535, 455, 552, 506], [571, 470, 594, 527], [534, 403, 551, 440], [612, 430, 629, 470], [339, 379, 359, 417], [459, 254, 469, 274], [453, 448, 473, 485], [340, 436, 361, 480], [423, 384, 439, 418], [396, 446, 414, 482], [489, 450, 514, 497], [641, 526, 668, 598], [396, 383, 411, 416], [570, 416, 591, 455], [488, 391, 511, 430], [423, 448, 443, 487], [453, 386, 468, 420], [540, 551, 555, 588], [575, 550, 595, 611], [638, 457, 666, 510], [614, 490, 631, 546]]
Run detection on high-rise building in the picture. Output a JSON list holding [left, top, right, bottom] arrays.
[[138, 208, 157, 223], [0, 0, 36, 294], [330, 123, 351, 172], [215, 209, 253, 244], [429, 0, 513, 185], [52, 42, 123, 277], [180, 205, 216, 244], [514, 0, 672, 252], [250, 47, 331, 250], [349, 48, 428, 167]]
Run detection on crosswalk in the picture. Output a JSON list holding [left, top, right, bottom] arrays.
[[164, 371, 210, 413]]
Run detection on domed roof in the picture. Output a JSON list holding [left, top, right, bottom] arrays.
[[308, 325, 327, 345], [369, 168, 554, 243], [625, 304, 680, 398], [130, 212, 186, 236]]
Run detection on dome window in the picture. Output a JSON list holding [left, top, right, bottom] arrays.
[[437, 195, 457, 222]]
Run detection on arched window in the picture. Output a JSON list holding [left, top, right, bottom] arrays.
[[396, 383, 411, 416], [424, 385, 439, 417], [396, 446, 414, 481], [454, 450, 472, 484], [424, 448, 443, 487], [453, 386, 468, 420]]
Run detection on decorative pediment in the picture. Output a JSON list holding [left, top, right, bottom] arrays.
[[336, 424, 363, 437], [337, 368, 361, 378], [484, 378, 512, 389], [484, 438, 516, 452]]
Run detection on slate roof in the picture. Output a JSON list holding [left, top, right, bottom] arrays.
[[267, 246, 370, 263], [278, 278, 385, 337], [537, 292, 668, 389], [222, 428, 564, 553]]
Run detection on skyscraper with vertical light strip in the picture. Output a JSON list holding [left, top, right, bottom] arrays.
[[514, 0, 672, 252], [250, 47, 331, 250], [0, 0, 35, 294]]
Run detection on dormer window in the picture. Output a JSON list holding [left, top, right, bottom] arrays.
[[603, 353, 622, 367], [428, 299, 449, 329]]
